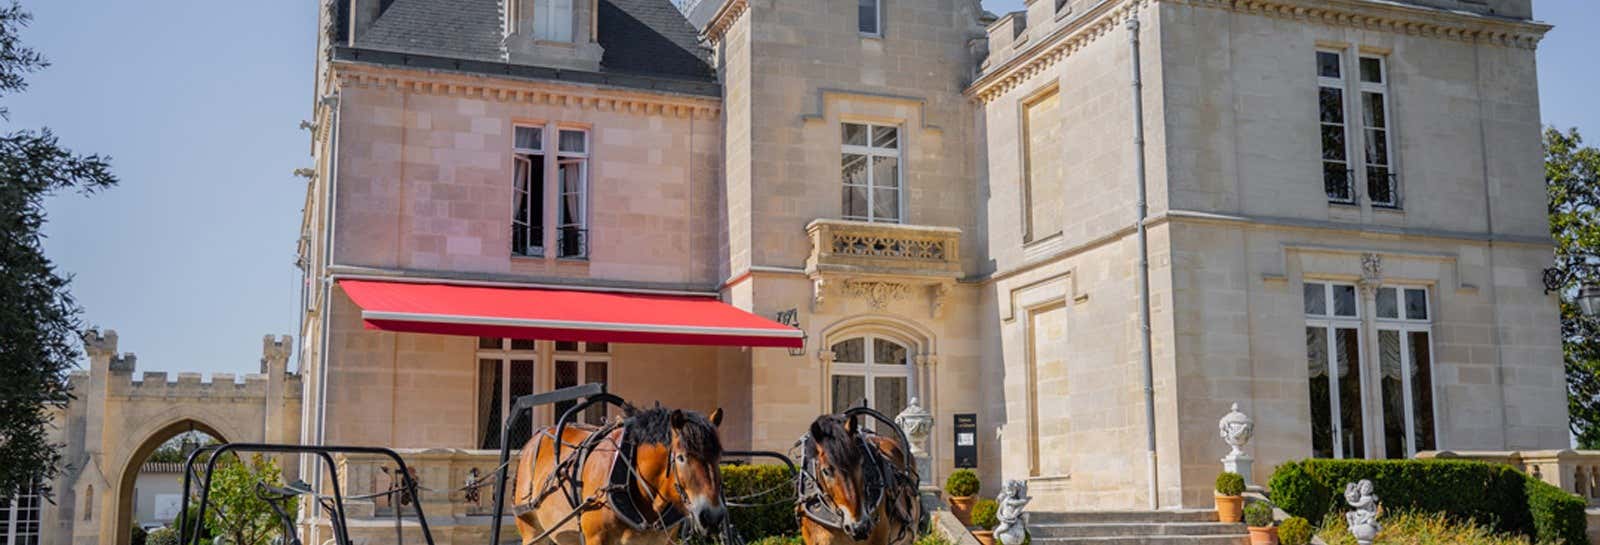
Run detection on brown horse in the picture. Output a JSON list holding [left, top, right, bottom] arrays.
[[797, 414, 921, 545], [513, 406, 727, 545]]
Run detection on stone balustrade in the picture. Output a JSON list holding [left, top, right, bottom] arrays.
[[1419, 449, 1600, 505], [804, 219, 962, 279], [334, 448, 511, 519]]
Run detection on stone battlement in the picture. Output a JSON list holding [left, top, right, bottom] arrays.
[[74, 328, 301, 399]]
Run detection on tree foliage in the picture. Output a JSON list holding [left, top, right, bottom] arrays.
[[1547, 127, 1600, 449], [0, 0, 117, 496], [204, 454, 296, 545]]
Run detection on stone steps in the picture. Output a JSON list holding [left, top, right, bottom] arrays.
[[1024, 509, 1248, 545]]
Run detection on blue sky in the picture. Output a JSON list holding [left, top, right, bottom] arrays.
[[19, 0, 1600, 376]]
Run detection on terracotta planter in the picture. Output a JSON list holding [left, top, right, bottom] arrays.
[[949, 496, 977, 526], [1214, 494, 1244, 523], [1247, 526, 1278, 545], [972, 530, 996, 545]]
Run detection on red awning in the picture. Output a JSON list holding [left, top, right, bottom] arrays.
[[338, 279, 803, 348]]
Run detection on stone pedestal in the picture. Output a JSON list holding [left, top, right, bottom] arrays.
[[1222, 452, 1253, 487]]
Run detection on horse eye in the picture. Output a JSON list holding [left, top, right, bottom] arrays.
[[822, 467, 833, 477], [676, 453, 687, 463]]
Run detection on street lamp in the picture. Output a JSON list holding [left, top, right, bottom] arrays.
[[1545, 266, 1600, 318]]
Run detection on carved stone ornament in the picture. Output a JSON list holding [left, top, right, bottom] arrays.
[[812, 277, 828, 312], [894, 399, 934, 454], [1345, 479, 1381, 545], [844, 280, 910, 309], [1218, 403, 1254, 456], [931, 283, 952, 319], [994, 480, 1033, 545]]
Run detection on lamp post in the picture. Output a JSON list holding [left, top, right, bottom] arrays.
[[1544, 266, 1600, 318]]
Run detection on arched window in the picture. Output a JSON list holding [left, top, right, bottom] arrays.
[[829, 336, 911, 418]]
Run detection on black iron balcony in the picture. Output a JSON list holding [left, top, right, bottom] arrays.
[[1324, 164, 1355, 204], [557, 227, 587, 259], [1367, 169, 1400, 209]]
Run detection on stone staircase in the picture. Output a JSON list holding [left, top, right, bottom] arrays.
[[1026, 509, 1249, 545]]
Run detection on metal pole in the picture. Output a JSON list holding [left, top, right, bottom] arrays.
[[1127, 14, 1159, 511]]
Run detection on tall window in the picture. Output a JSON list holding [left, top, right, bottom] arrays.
[[1317, 50, 1399, 207], [1304, 282, 1365, 459], [858, 0, 881, 35], [533, 0, 574, 42], [477, 337, 539, 450], [553, 341, 609, 425], [1317, 50, 1353, 204], [1376, 286, 1436, 458], [841, 123, 902, 223], [0, 482, 41, 545], [1359, 56, 1397, 207], [510, 125, 588, 259], [556, 129, 589, 259], [1022, 87, 1062, 241], [829, 337, 911, 425], [512, 126, 545, 257]]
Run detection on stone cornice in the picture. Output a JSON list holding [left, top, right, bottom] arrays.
[[331, 62, 722, 120], [702, 0, 750, 45], [967, 0, 1552, 104]]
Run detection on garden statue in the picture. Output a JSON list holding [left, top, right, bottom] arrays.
[[895, 398, 935, 485], [1218, 403, 1254, 485], [994, 479, 1032, 545], [1344, 479, 1381, 545]]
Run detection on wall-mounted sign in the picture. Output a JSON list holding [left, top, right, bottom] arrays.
[[953, 413, 977, 468], [774, 308, 807, 357]]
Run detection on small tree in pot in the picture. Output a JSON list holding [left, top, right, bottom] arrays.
[[945, 469, 981, 525], [1214, 472, 1245, 523], [1243, 501, 1277, 545], [969, 498, 999, 545]]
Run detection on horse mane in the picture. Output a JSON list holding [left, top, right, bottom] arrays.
[[624, 406, 723, 460], [807, 414, 863, 468]]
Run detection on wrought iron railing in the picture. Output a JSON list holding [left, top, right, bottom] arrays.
[[1367, 169, 1400, 209], [1324, 165, 1355, 204], [557, 227, 587, 259], [512, 226, 544, 258]]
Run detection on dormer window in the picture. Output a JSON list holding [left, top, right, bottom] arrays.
[[533, 0, 574, 42]]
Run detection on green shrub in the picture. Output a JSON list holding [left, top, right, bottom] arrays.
[[915, 530, 956, 545], [745, 535, 802, 545], [1215, 472, 1245, 496], [1243, 502, 1275, 528], [945, 469, 980, 497], [1526, 477, 1587, 545], [146, 528, 178, 545], [970, 499, 999, 530], [1266, 458, 1585, 543], [721, 463, 798, 542], [1277, 516, 1311, 545], [1317, 510, 1536, 545]]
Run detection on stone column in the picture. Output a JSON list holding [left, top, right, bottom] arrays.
[[1358, 253, 1384, 459]]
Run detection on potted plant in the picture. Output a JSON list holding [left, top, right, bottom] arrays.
[[1276, 516, 1311, 545], [970, 498, 1000, 545], [945, 469, 981, 525], [1214, 472, 1245, 523], [1243, 501, 1277, 545]]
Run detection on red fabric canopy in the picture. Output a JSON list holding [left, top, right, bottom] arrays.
[[338, 279, 803, 348]]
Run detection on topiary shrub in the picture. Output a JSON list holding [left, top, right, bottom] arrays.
[[720, 463, 798, 542], [1276, 516, 1311, 545], [1243, 501, 1275, 528], [1215, 472, 1245, 496], [970, 499, 1000, 530], [1266, 458, 1585, 543], [945, 469, 980, 497], [1526, 476, 1587, 545]]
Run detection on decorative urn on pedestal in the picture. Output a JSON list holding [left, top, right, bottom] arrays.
[[894, 398, 934, 486], [1218, 403, 1255, 485]]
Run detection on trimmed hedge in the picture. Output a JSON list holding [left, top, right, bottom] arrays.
[[946, 469, 980, 497], [722, 463, 798, 541], [1277, 517, 1312, 545], [1267, 458, 1586, 544], [1215, 472, 1245, 496]]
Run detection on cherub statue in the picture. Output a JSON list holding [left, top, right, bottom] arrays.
[[1344, 479, 1381, 545], [994, 480, 1032, 545]]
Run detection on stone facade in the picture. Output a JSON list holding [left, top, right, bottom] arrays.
[[291, 0, 1564, 525]]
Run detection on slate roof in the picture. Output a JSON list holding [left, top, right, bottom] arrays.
[[344, 0, 715, 84]]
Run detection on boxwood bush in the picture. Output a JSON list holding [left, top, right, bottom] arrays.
[[1215, 472, 1245, 496], [970, 498, 1000, 530], [721, 463, 798, 541], [946, 469, 980, 497], [1267, 458, 1585, 544]]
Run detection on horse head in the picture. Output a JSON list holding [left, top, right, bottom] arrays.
[[628, 406, 727, 535], [808, 414, 874, 540]]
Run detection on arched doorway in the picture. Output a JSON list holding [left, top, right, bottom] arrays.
[[113, 419, 227, 545]]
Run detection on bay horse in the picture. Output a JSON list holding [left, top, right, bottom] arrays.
[[797, 412, 922, 545], [512, 405, 727, 545]]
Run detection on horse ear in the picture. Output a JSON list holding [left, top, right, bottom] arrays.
[[709, 408, 724, 427], [844, 415, 859, 435], [670, 409, 687, 429], [809, 418, 828, 440]]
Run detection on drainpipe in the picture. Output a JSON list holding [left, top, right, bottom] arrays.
[[309, 91, 342, 545], [1127, 14, 1159, 511]]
